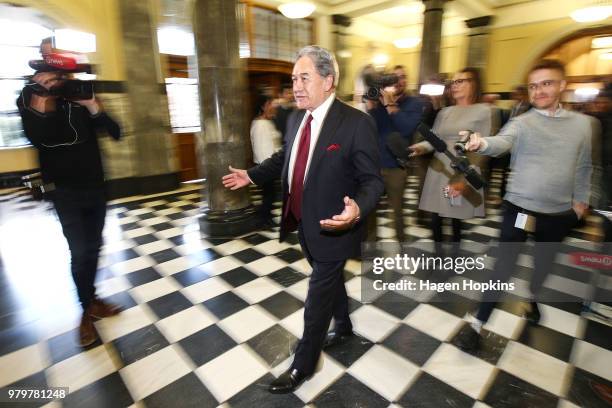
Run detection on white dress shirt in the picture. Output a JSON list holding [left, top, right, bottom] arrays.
[[250, 119, 281, 164], [288, 93, 336, 191]]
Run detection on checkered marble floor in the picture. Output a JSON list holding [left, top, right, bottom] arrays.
[[0, 176, 610, 408]]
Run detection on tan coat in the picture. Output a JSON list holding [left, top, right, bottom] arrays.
[[417, 104, 492, 219]]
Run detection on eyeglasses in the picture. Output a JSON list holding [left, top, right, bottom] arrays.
[[449, 78, 472, 86], [527, 80, 560, 91]]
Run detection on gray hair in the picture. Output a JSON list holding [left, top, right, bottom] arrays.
[[296, 45, 339, 87]]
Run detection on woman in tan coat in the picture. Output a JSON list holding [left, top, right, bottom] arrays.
[[410, 68, 491, 255]]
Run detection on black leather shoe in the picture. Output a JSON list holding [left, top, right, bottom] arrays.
[[525, 302, 541, 324], [268, 369, 307, 394], [322, 331, 354, 349], [454, 326, 480, 352]]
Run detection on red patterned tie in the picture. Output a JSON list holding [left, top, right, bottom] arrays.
[[288, 114, 313, 221]]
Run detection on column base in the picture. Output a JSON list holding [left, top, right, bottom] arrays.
[[198, 205, 262, 238]]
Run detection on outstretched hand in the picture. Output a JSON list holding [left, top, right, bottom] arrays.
[[222, 165, 251, 190], [320, 196, 361, 231]]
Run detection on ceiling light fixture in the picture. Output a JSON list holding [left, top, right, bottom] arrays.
[[278, 2, 316, 19], [592, 36, 612, 48], [570, 5, 612, 22], [393, 37, 421, 49]]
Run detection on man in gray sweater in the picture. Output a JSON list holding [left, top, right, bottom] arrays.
[[456, 59, 592, 351]]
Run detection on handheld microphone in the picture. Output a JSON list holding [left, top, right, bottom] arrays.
[[416, 123, 487, 190]]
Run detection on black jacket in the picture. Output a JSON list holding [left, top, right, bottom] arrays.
[[16, 85, 120, 188], [248, 98, 384, 262]]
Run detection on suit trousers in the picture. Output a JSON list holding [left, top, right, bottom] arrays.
[[292, 224, 351, 376], [50, 186, 107, 311], [382, 167, 407, 242], [476, 201, 578, 322]]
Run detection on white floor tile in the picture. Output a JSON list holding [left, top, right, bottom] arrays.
[[570, 339, 612, 381], [120, 344, 192, 401], [233, 277, 283, 304], [156, 305, 217, 343], [217, 305, 278, 343], [404, 304, 464, 341], [181, 276, 232, 304], [348, 345, 419, 401], [95, 304, 156, 342], [46, 344, 117, 393], [243, 256, 288, 276], [423, 343, 496, 400], [0, 343, 49, 388], [293, 354, 345, 403], [497, 341, 572, 397], [129, 277, 183, 303], [196, 345, 268, 403], [350, 305, 400, 343]]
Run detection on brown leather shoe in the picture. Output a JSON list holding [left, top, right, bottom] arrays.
[[79, 313, 97, 347], [88, 297, 122, 319]]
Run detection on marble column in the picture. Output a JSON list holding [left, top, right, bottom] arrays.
[[418, 0, 447, 85], [465, 16, 493, 71], [193, 0, 259, 237], [116, 0, 179, 196], [331, 14, 352, 99]]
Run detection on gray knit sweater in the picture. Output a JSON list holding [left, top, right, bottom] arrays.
[[480, 108, 592, 213]]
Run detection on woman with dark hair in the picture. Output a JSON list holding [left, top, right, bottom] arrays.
[[250, 92, 281, 226], [409, 67, 491, 255]]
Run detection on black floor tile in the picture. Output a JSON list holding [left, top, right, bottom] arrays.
[[131, 234, 158, 246], [149, 248, 182, 264], [106, 248, 140, 264], [451, 324, 509, 365], [267, 267, 308, 287], [517, 324, 575, 362], [272, 248, 304, 264], [173, 267, 212, 287], [483, 370, 558, 408], [240, 234, 270, 246], [371, 291, 419, 319], [124, 267, 162, 287], [398, 372, 474, 408], [148, 291, 193, 320], [48, 328, 101, 364], [382, 324, 440, 366], [583, 319, 612, 350], [219, 267, 259, 288], [0, 322, 40, 356], [113, 325, 169, 365], [314, 373, 390, 407], [144, 372, 218, 408], [150, 222, 175, 232], [228, 373, 303, 408], [179, 325, 237, 367], [247, 325, 298, 368], [258, 292, 304, 320], [62, 372, 133, 408], [231, 248, 266, 264], [100, 291, 137, 311], [202, 292, 249, 320], [567, 367, 612, 408], [324, 333, 375, 368]]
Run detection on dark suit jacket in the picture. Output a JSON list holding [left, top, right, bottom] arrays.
[[248, 98, 384, 262]]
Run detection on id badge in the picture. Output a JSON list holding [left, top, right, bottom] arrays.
[[515, 212, 535, 232]]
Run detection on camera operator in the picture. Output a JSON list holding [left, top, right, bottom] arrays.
[[16, 37, 122, 347], [366, 65, 423, 242]]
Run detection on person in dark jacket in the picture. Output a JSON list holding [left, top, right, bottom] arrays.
[[16, 38, 122, 347]]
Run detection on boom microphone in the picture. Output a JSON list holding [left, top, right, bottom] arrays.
[[416, 123, 487, 190]]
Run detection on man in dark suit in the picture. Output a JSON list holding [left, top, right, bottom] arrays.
[[223, 45, 383, 393]]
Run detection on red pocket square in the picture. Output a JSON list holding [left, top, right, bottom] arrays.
[[327, 144, 340, 151]]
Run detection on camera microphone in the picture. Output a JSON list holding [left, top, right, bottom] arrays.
[[417, 123, 487, 190]]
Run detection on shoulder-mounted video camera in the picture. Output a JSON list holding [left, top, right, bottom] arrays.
[[27, 52, 95, 100], [363, 72, 399, 101]]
